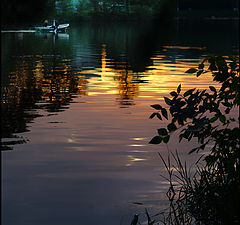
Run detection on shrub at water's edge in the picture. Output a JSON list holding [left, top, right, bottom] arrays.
[[150, 55, 239, 180], [131, 55, 239, 224]]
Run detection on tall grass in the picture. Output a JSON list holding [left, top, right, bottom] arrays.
[[131, 150, 240, 225]]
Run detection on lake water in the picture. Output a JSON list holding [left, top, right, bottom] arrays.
[[1, 19, 239, 225]]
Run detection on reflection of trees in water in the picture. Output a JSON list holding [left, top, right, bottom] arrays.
[[1, 56, 87, 151], [36, 61, 87, 112], [1, 58, 42, 150], [101, 44, 142, 107], [113, 65, 141, 107]]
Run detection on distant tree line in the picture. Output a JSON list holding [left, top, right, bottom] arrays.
[[55, 0, 175, 21], [1, 0, 239, 26], [178, 0, 238, 10]]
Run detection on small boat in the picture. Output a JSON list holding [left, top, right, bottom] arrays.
[[35, 23, 69, 33]]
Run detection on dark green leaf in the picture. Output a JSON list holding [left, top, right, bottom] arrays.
[[210, 116, 218, 123], [167, 123, 177, 132], [177, 84, 181, 94], [156, 113, 162, 120], [170, 91, 178, 97], [151, 104, 162, 110], [179, 134, 184, 142], [149, 113, 157, 119], [197, 70, 204, 77], [158, 128, 168, 136], [219, 115, 226, 123], [164, 97, 171, 105], [183, 88, 195, 97], [222, 101, 232, 107], [161, 108, 168, 119], [185, 68, 198, 73], [209, 86, 217, 93], [149, 136, 162, 144], [225, 108, 231, 114], [182, 130, 191, 139], [163, 135, 170, 143], [177, 100, 186, 108]]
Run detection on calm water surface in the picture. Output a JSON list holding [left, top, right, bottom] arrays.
[[1, 20, 239, 225]]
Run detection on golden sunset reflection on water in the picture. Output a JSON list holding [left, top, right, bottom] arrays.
[[3, 43, 223, 162], [71, 44, 221, 105]]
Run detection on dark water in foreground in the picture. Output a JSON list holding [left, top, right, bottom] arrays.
[[1, 20, 239, 225]]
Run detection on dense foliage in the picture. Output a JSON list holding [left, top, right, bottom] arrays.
[[55, 0, 176, 22], [178, 0, 238, 10], [150, 55, 239, 179], [2, 0, 238, 25], [148, 55, 239, 224]]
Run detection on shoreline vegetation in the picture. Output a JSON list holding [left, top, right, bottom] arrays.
[[1, 17, 238, 32], [1, 0, 239, 28], [1, 11, 239, 30], [133, 56, 239, 224], [55, 9, 239, 23]]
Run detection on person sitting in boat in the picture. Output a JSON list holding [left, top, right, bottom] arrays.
[[51, 19, 59, 30], [43, 20, 48, 27]]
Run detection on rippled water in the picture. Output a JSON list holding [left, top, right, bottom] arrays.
[[1, 20, 239, 225]]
